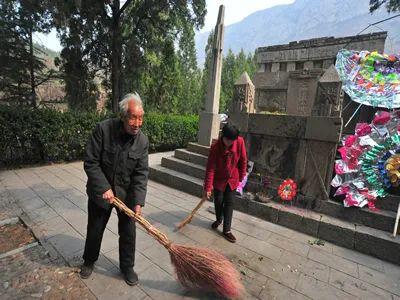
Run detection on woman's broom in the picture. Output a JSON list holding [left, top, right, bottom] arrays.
[[112, 197, 244, 299], [176, 196, 207, 230], [177, 162, 254, 231]]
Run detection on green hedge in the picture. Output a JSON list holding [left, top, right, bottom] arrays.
[[0, 106, 198, 167]]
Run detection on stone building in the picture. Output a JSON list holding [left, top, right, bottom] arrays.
[[253, 31, 387, 122], [225, 31, 388, 201]]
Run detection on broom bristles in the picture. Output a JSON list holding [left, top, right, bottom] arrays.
[[112, 197, 244, 298], [168, 244, 244, 299]]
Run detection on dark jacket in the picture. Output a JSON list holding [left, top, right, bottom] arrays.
[[203, 136, 247, 193], [84, 118, 149, 210]]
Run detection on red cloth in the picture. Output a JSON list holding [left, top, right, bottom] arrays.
[[203, 136, 247, 193]]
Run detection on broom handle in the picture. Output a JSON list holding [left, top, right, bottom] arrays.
[[112, 197, 171, 248], [176, 197, 207, 230], [394, 200, 400, 237]]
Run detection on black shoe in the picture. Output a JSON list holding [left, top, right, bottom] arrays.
[[121, 268, 139, 286], [211, 220, 221, 229], [80, 262, 94, 279], [223, 231, 237, 243]]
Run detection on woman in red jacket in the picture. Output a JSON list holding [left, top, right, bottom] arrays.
[[203, 124, 247, 243]]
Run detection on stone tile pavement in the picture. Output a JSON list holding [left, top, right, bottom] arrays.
[[0, 151, 399, 299]]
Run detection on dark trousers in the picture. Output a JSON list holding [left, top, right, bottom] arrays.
[[214, 185, 235, 233], [83, 199, 136, 271]]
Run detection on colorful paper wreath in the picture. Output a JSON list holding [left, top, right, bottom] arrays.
[[331, 110, 400, 209], [386, 154, 400, 187], [278, 178, 297, 201], [335, 49, 400, 108]]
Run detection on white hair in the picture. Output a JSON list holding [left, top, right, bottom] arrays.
[[119, 92, 143, 119]]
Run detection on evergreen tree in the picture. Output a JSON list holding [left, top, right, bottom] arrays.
[[370, 0, 400, 12], [52, 0, 206, 112], [0, 0, 53, 107]]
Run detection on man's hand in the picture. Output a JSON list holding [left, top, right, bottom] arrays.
[[203, 190, 212, 201], [133, 204, 142, 216], [102, 189, 114, 204]]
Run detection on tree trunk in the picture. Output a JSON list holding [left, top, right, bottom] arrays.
[[111, 1, 122, 113], [29, 26, 36, 108]]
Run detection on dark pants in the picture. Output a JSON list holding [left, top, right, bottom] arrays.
[[214, 185, 234, 233], [83, 199, 136, 271]]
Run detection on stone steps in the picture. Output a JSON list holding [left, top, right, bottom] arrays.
[[149, 162, 400, 265], [159, 153, 399, 234], [149, 164, 203, 198], [235, 195, 400, 266], [153, 156, 398, 233], [174, 149, 208, 167], [315, 199, 398, 233], [375, 194, 400, 213], [161, 156, 205, 180], [187, 142, 210, 157], [149, 143, 400, 265]]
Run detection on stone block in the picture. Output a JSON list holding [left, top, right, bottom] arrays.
[[376, 194, 400, 212], [248, 114, 307, 138], [228, 112, 249, 133], [233, 194, 249, 214], [296, 273, 355, 300], [243, 235, 284, 261], [277, 208, 303, 232], [198, 112, 220, 146], [247, 200, 279, 223], [267, 232, 310, 257], [308, 247, 359, 277], [287, 62, 296, 72], [330, 244, 384, 272], [47, 229, 85, 259], [357, 208, 395, 233], [358, 264, 400, 296], [287, 72, 320, 116], [173, 149, 208, 166], [299, 211, 321, 236], [271, 62, 280, 72], [354, 225, 400, 265], [329, 268, 392, 299], [304, 61, 313, 69], [248, 255, 300, 289], [255, 88, 287, 112], [187, 142, 210, 156], [260, 279, 309, 300], [318, 215, 355, 249], [161, 157, 204, 180], [279, 250, 330, 282], [305, 116, 342, 143]]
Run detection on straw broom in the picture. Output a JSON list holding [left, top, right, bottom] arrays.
[[112, 197, 244, 299], [176, 196, 207, 230]]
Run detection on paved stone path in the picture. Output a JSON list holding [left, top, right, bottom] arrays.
[[1, 152, 400, 299]]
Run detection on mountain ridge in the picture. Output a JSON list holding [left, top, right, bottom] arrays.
[[195, 0, 400, 66]]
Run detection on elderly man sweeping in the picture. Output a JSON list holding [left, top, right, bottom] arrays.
[[80, 93, 149, 286]]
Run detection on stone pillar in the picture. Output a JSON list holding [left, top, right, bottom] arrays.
[[286, 70, 323, 116], [287, 62, 296, 72], [230, 72, 255, 114], [271, 63, 280, 72], [198, 5, 225, 146], [304, 61, 313, 70], [312, 65, 342, 117]]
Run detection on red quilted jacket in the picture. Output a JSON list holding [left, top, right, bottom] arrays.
[[203, 136, 247, 193]]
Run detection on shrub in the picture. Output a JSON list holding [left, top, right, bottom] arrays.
[[0, 106, 198, 167]]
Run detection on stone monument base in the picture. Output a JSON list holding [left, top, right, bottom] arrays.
[[198, 112, 220, 146]]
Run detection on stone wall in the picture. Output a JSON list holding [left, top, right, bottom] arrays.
[[230, 113, 342, 199], [256, 32, 387, 64], [254, 32, 387, 114]]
